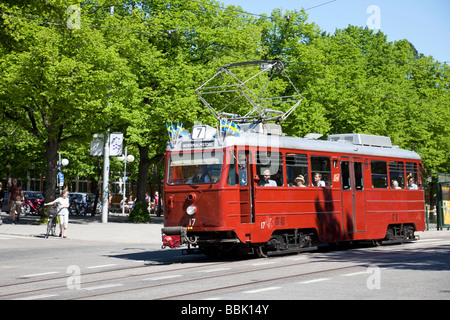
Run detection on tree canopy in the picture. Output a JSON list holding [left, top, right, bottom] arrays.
[[0, 0, 448, 201]]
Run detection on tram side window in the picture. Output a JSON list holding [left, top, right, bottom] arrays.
[[311, 156, 332, 187], [406, 162, 420, 190], [286, 153, 309, 187], [256, 151, 283, 187], [389, 161, 405, 189], [354, 162, 364, 190], [227, 150, 237, 186], [228, 150, 248, 186], [371, 160, 388, 188], [341, 161, 351, 190]]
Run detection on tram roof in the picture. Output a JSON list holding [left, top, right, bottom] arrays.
[[167, 125, 421, 161]]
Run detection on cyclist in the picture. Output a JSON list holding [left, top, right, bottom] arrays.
[[44, 190, 70, 238]]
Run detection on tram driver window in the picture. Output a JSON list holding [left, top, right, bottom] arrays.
[[167, 151, 223, 185], [371, 160, 388, 188], [256, 151, 283, 187], [311, 156, 332, 187], [286, 153, 309, 187]]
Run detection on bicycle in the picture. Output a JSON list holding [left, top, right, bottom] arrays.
[[45, 206, 59, 239]]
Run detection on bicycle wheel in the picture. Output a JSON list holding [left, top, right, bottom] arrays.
[[51, 217, 58, 236], [45, 218, 53, 239]]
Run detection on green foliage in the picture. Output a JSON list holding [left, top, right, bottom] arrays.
[[0, 0, 448, 197], [128, 201, 151, 223]]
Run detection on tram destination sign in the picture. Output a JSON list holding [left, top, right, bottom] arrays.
[[181, 140, 214, 149]]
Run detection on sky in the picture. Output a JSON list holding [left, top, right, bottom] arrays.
[[218, 0, 450, 64]]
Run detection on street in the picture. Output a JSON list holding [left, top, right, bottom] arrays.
[[0, 220, 449, 301]]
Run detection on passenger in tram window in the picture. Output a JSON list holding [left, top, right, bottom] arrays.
[[313, 173, 326, 187], [407, 177, 419, 190], [391, 180, 402, 189], [186, 165, 211, 184], [258, 169, 277, 187], [294, 175, 307, 187]]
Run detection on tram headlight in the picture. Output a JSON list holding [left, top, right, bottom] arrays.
[[186, 205, 197, 216]]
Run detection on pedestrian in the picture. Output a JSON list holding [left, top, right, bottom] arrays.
[[8, 178, 24, 224], [0, 182, 5, 225], [44, 190, 70, 238], [145, 192, 151, 213], [154, 191, 159, 215]]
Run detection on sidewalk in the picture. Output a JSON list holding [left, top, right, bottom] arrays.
[[0, 212, 164, 245]]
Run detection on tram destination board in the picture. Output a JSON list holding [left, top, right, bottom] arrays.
[[181, 140, 214, 149]]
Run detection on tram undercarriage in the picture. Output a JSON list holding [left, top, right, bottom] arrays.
[[162, 224, 419, 258]]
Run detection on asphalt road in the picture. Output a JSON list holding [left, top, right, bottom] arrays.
[[0, 230, 449, 303]]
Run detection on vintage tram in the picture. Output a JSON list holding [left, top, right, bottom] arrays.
[[161, 61, 425, 256]]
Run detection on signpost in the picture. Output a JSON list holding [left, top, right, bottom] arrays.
[[91, 132, 124, 223]]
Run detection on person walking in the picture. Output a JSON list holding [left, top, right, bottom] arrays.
[[44, 190, 70, 238], [8, 178, 24, 224]]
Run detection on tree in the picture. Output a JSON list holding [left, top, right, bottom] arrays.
[[104, 0, 264, 203], [0, 0, 139, 201]]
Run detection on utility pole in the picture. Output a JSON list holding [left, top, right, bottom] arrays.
[[102, 128, 110, 223]]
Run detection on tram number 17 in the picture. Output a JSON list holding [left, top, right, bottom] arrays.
[[188, 219, 196, 229]]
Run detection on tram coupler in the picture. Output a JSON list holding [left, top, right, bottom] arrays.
[[161, 226, 187, 249]]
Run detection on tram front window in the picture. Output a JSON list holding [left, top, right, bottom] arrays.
[[167, 151, 223, 185]]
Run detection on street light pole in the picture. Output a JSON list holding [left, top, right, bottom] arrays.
[[122, 147, 128, 215], [119, 147, 134, 215], [102, 128, 110, 223]]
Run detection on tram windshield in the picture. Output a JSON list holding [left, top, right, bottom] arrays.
[[167, 150, 224, 185]]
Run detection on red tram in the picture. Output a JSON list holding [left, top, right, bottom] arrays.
[[162, 125, 425, 256], [161, 60, 425, 256]]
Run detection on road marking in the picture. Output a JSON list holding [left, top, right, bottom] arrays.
[[286, 256, 307, 261], [243, 287, 281, 294], [21, 271, 59, 278], [144, 275, 183, 281], [83, 283, 123, 291], [86, 264, 117, 269], [298, 278, 331, 284], [251, 261, 276, 266], [341, 271, 369, 277], [201, 267, 232, 273], [15, 294, 58, 300]]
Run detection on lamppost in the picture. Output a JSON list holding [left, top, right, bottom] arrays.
[[58, 153, 69, 194], [117, 147, 134, 215]]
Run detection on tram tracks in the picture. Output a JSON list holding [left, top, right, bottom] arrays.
[[2, 239, 448, 300]]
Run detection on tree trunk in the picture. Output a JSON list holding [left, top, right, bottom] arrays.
[[44, 138, 59, 202]]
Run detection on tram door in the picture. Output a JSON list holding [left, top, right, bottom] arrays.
[[238, 150, 255, 224], [340, 157, 366, 234]]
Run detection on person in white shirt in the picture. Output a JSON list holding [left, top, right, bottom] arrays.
[[44, 190, 70, 238], [259, 169, 277, 187], [313, 173, 326, 187], [407, 177, 419, 190]]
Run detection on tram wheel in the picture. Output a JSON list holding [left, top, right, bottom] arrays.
[[256, 246, 268, 258], [372, 239, 383, 246]]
